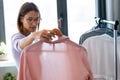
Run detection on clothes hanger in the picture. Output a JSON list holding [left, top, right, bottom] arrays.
[[44, 28, 63, 42], [52, 28, 63, 38], [94, 17, 114, 37]]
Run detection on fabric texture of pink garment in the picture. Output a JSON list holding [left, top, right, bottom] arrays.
[[17, 36, 93, 80]]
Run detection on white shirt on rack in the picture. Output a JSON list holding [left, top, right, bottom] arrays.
[[82, 34, 120, 80]]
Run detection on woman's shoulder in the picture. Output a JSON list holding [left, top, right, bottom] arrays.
[[11, 32, 25, 39]]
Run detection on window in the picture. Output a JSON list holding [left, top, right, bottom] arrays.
[[67, 0, 95, 43]]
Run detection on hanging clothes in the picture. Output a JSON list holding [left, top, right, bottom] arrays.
[[79, 23, 113, 44], [17, 35, 93, 80], [79, 23, 120, 79]]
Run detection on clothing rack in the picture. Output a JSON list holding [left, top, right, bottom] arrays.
[[95, 17, 119, 80]]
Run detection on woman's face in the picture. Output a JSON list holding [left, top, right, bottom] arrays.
[[21, 11, 40, 32]]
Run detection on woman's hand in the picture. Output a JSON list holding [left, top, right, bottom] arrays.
[[39, 29, 56, 41], [32, 28, 63, 42], [32, 29, 55, 41]]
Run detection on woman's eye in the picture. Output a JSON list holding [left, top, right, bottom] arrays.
[[27, 18, 33, 22]]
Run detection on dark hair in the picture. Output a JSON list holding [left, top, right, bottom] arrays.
[[17, 2, 40, 35]]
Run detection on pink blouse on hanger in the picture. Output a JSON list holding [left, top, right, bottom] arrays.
[[17, 36, 93, 80]]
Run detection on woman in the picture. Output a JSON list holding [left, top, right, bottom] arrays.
[[11, 2, 55, 69]]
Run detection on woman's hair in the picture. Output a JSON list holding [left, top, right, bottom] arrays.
[[17, 2, 40, 35]]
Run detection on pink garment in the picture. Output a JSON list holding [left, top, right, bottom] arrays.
[[17, 36, 93, 80]]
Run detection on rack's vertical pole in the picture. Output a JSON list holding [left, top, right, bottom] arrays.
[[114, 21, 119, 80]]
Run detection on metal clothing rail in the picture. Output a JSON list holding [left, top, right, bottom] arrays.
[[95, 17, 119, 80]]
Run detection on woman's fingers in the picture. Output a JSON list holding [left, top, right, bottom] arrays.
[[39, 28, 62, 41], [40, 29, 55, 41]]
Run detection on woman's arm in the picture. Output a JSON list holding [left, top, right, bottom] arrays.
[[19, 30, 55, 49]]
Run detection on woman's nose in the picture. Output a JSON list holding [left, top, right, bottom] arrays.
[[31, 21, 38, 26]]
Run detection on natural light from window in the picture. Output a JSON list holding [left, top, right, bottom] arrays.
[[67, 0, 95, 43], [3, 0, 95, 60]]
